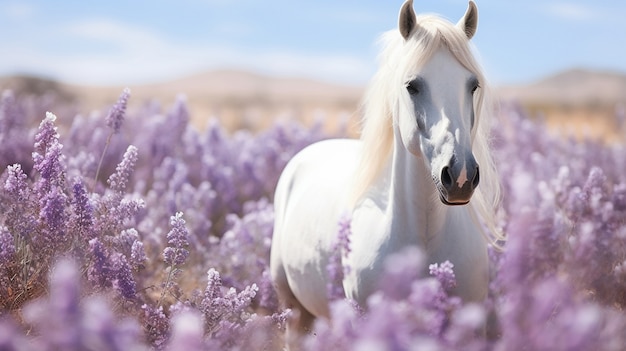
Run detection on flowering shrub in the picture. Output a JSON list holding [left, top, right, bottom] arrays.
[[0, 89, 625, 350]]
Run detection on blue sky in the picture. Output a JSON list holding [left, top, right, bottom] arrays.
[[1, 0, 625, 86]]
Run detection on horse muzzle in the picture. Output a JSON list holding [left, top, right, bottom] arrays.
[[437, 157, 480, 206]]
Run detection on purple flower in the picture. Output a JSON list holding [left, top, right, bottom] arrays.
[[429, 260, 457, 292], [326, 215, 352, 301], [111, 252, 136, 299], [80, 296, 144, 351], [0, 226, 15, 264], [106, 88, 130, 134], [87, 237, 113, 288], [379, 246, 424, 300], [257, 268, 279, 311], [4, 164, 28, 197], [130, 239, 147, 269], [70, 178, 94, 239], [0, 90, 18, 132], [108, 145, 138, 193], [2, 164, 37, 242], [33, 112, 60, 162], [17, 259, 144, 350], [34, 139, 65, 185], [163, 212, 190, 267], [32, 113, 66, 200], [22, 258, 81, 348], [203, 269, 227, 310], [200, 268, 258, 334], [142, 303, 169, 347], [39, 185, 68, 246], [167, 310, 205, 351]]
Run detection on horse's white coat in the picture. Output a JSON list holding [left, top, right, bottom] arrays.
[[270, 0, 502, 344]]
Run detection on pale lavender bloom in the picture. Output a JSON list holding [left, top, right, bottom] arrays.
[[0, 317, 32, 351], [106, 88, 130, 134], [111, 252, 136, 299], [445, 303, 487, 348], [3, 164, 35, 235], [200, 268, 258, 334], [141, 303, 169, 348], [130, 239, 147, 269], [0, 226, 15, 264], [203, 268, 222, 302], [429, 260, 457, 291], [0, 90, 17, 133], [380, 246, 424, 300], [33, 112, 60, 162], [99, 197, 146, 236], [80, 296, 145, 351], [87, 237, 113, 288], [165, 94, 189, 138], [34, 139, 65, 185], [9, 259, 145, 350], [22, 258, 81, 349], [163, 212, 189, 267], [113, 197, 145, 223], [408, 278, 461, 337], [4, 164, 28, 197], [230, 283, 258, 316], [212, 198, 274, 294], [326, 215, 353, 301], [167, 310, 205, 351], [305, 299, 361, 351], [201, 268, 227, 330], [336, 215, 352, 258], [32, 113, 66, 199], [257, 268, 279, 311], [39, 185, 68, 246], [108, 145, 138, 193], [115, 228, 139, 253], [70, 178, 94, 239]]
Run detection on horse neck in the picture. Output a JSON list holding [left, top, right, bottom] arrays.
[[387, 128, 448, 247]]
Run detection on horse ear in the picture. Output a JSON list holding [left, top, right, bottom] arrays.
[[457, 1, 478, 39], [398, 0, 416, 40]]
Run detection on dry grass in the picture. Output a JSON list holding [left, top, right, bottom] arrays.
[[522, 103, 625, 143]]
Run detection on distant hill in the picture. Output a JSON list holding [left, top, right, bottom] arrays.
[[0, 70, 364, 131], [161, 69, 363, 104], [498, 68, 626, 108], [497, 69, 626, 142], [0, 74, 76, 102]]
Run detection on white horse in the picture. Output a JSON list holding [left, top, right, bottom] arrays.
[[270, 0, 503, 343]]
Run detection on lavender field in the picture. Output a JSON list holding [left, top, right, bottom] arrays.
[[1, 88, 625, 350]]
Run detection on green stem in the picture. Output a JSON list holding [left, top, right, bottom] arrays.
[[93, 132, 113, 192], [157, 264, 176, 307]]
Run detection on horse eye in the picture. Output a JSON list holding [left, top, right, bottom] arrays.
[[471, 82, 480, 94], [406, 83, 419, 95]]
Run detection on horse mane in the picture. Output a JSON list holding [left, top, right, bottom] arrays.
[[352, 14, 505, 246]]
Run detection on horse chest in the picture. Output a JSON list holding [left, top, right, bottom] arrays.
[[344, 202, 427, 304]]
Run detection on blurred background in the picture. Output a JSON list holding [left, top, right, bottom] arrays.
[[1, 0, 625, 139]]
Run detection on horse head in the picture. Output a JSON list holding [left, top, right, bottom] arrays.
[[395, 1, 483, 205]]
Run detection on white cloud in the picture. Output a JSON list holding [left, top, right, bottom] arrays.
[[543, 3, 602, 21], [0, 17, 373, 85], [64, 19, 167, 51]]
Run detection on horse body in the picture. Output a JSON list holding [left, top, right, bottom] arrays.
[[271, 139, 361, 320], [270, 0, 502, 343]]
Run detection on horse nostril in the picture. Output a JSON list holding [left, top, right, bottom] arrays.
[[472, 167, 480, 188], [441, 166, 453, 189]]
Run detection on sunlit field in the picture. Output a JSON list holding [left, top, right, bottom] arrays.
[[1, 89, 625, 350]]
